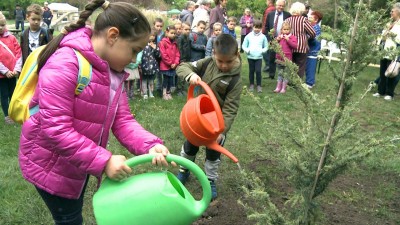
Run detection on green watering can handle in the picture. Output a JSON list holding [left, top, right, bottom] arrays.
[[125, 154, 212, 215]]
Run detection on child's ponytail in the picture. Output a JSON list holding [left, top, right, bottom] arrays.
[[37, 0, 106, 72], [37, 0, 151, 73]]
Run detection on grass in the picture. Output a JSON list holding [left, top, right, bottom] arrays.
[[0, 54, 400, 224]]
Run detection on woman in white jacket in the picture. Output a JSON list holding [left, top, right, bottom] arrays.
[[373, 2, 400, 100]]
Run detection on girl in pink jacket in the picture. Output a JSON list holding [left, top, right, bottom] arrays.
[[273, 22, 298, 93], [0, 12, 22, 124], [159, 25, 180, 100], [19, 1, 174, 223]]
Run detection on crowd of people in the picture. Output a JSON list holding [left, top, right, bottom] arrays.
[[0, 0, 399, 223]]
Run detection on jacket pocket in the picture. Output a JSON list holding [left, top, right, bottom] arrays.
[[216, 79, 230, 95]]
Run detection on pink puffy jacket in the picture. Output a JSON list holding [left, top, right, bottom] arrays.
[[19, 27, 163, 199]]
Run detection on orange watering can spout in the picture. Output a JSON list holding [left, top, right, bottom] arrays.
[[180, 81, 239, 163], [206, 142, 238, 163]]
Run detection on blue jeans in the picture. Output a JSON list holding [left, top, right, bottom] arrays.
[[35, 177, 89, 225], [248, 58, 262, 86], [305, 53, 318, 86], [15, 20, 24, 31]]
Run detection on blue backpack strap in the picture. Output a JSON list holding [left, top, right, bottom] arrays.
[[73, 50, 92, 95]]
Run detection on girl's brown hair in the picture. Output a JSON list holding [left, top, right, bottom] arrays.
[[37, 0, 151, 72]]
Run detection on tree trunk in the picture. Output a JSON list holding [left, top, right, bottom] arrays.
[[334, 0, 338, 29]]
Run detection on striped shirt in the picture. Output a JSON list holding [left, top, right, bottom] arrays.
[[284, 15, 316, 53]]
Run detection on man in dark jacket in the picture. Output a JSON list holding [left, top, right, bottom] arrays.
[[263, 0, 291, 79], [14, 4, 26, 31], [180, 1, 196, 27]]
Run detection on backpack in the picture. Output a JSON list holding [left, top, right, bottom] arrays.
[[190, 32, 198, 44], [8, 46, 92, 124]]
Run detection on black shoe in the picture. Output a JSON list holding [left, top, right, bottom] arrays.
[[269, 76, 275, 79]]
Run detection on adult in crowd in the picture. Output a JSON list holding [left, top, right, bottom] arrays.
[[264, 0, 291, 79], [209, 0, 228, 37], [14, 4, 26, 31], [192, 0, 212, 36], [239, 8, 254, 53], [284, 2, 315, 78], [42, 2, 53, 28], [305, 10, 323, 89], [262, 0, 275, 72], [373, 2, 400, 100], [180, 1, 196, 27]]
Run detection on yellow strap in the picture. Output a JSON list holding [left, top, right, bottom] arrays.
[[74, 50, 92, 95]]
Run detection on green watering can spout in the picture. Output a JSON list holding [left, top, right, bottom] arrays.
[[93, 154, 211, 225]]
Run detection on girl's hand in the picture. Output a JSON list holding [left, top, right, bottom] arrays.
[[105, 155, 133, 181], [148, 144, 177, 167], [171, 64, 176, 69], [5, 71, 14, 78], [189, 74, 201, 85]]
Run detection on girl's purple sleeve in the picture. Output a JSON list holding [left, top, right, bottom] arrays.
[[288, 35, 298, 50]]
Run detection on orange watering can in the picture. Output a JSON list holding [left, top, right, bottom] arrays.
[[93, 154, 211, 225], [180, 81, 238, 163]]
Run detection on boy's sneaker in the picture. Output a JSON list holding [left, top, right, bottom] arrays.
[[177, 169, 190, 184], [249, 85, 254, 92], [384, 95, 393, 101], [5, 116, 14, 125], [210, 180, 217, 200], [149, 93, 154, 98], [257, 85, 262, 93], [372, 93, 382, 97], [143, 94, 148, 100]]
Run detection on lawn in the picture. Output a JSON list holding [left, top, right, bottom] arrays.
[[0, 56, 399, 224]]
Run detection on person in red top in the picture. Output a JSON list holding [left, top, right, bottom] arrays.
[[159, 25, 181, 100], [262, 0, 276, 72], [0, 12, 22, 124]]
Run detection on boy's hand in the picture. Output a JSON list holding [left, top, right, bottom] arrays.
[[189, 74, 201, 85], [148, 144, 177, 167], [105, 155, 132, 181]]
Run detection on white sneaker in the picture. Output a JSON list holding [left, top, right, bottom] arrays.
[[384, 95, 393, 100], [372, 93, 381, 97], [143, 94, 148, 100]]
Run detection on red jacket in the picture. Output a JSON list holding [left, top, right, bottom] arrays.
[[262, 5, 276, 33], [276, 33, 298, 63], [159, 37, 180, 71], [0, 31, 22, 78]]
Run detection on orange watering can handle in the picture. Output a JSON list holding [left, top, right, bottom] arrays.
[[187, 81, 225, 130], [125, 154, 212, 214]]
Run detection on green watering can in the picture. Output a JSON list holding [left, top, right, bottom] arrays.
[[93, 154, 211, 225]]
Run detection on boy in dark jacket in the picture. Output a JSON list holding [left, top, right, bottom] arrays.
[[21, 4, 50, 64], [176, 34, 242, 200], [190, 20, 208, 62], [176, 22, 192, 95]]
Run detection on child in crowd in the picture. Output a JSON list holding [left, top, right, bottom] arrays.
[[205, 22, 222, 57], [154, 17, 164, 96], [273, 22, 298, 93], [125, 51, 143, 99], [190, 20, 208, 61], [176, 22, 192, 96], [0, 12, 22, 124], [172, 21, 183, 93], [20, 4, 50, 64], [223, 16, 237, 39], [141, 30, 160, 99], [176, 34, 242, 200], [174, 20, 183, 37], [159, 25, 180, 100], [178, 22, 192, 63], [305, 11, 323, 89], [242, 20, 268, 93], [19, 1, 174, 224]]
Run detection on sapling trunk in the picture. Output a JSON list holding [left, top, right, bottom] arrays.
[[309, 0, 363, 202]]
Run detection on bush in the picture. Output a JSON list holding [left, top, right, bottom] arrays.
[[2, 11, 10, 19]]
